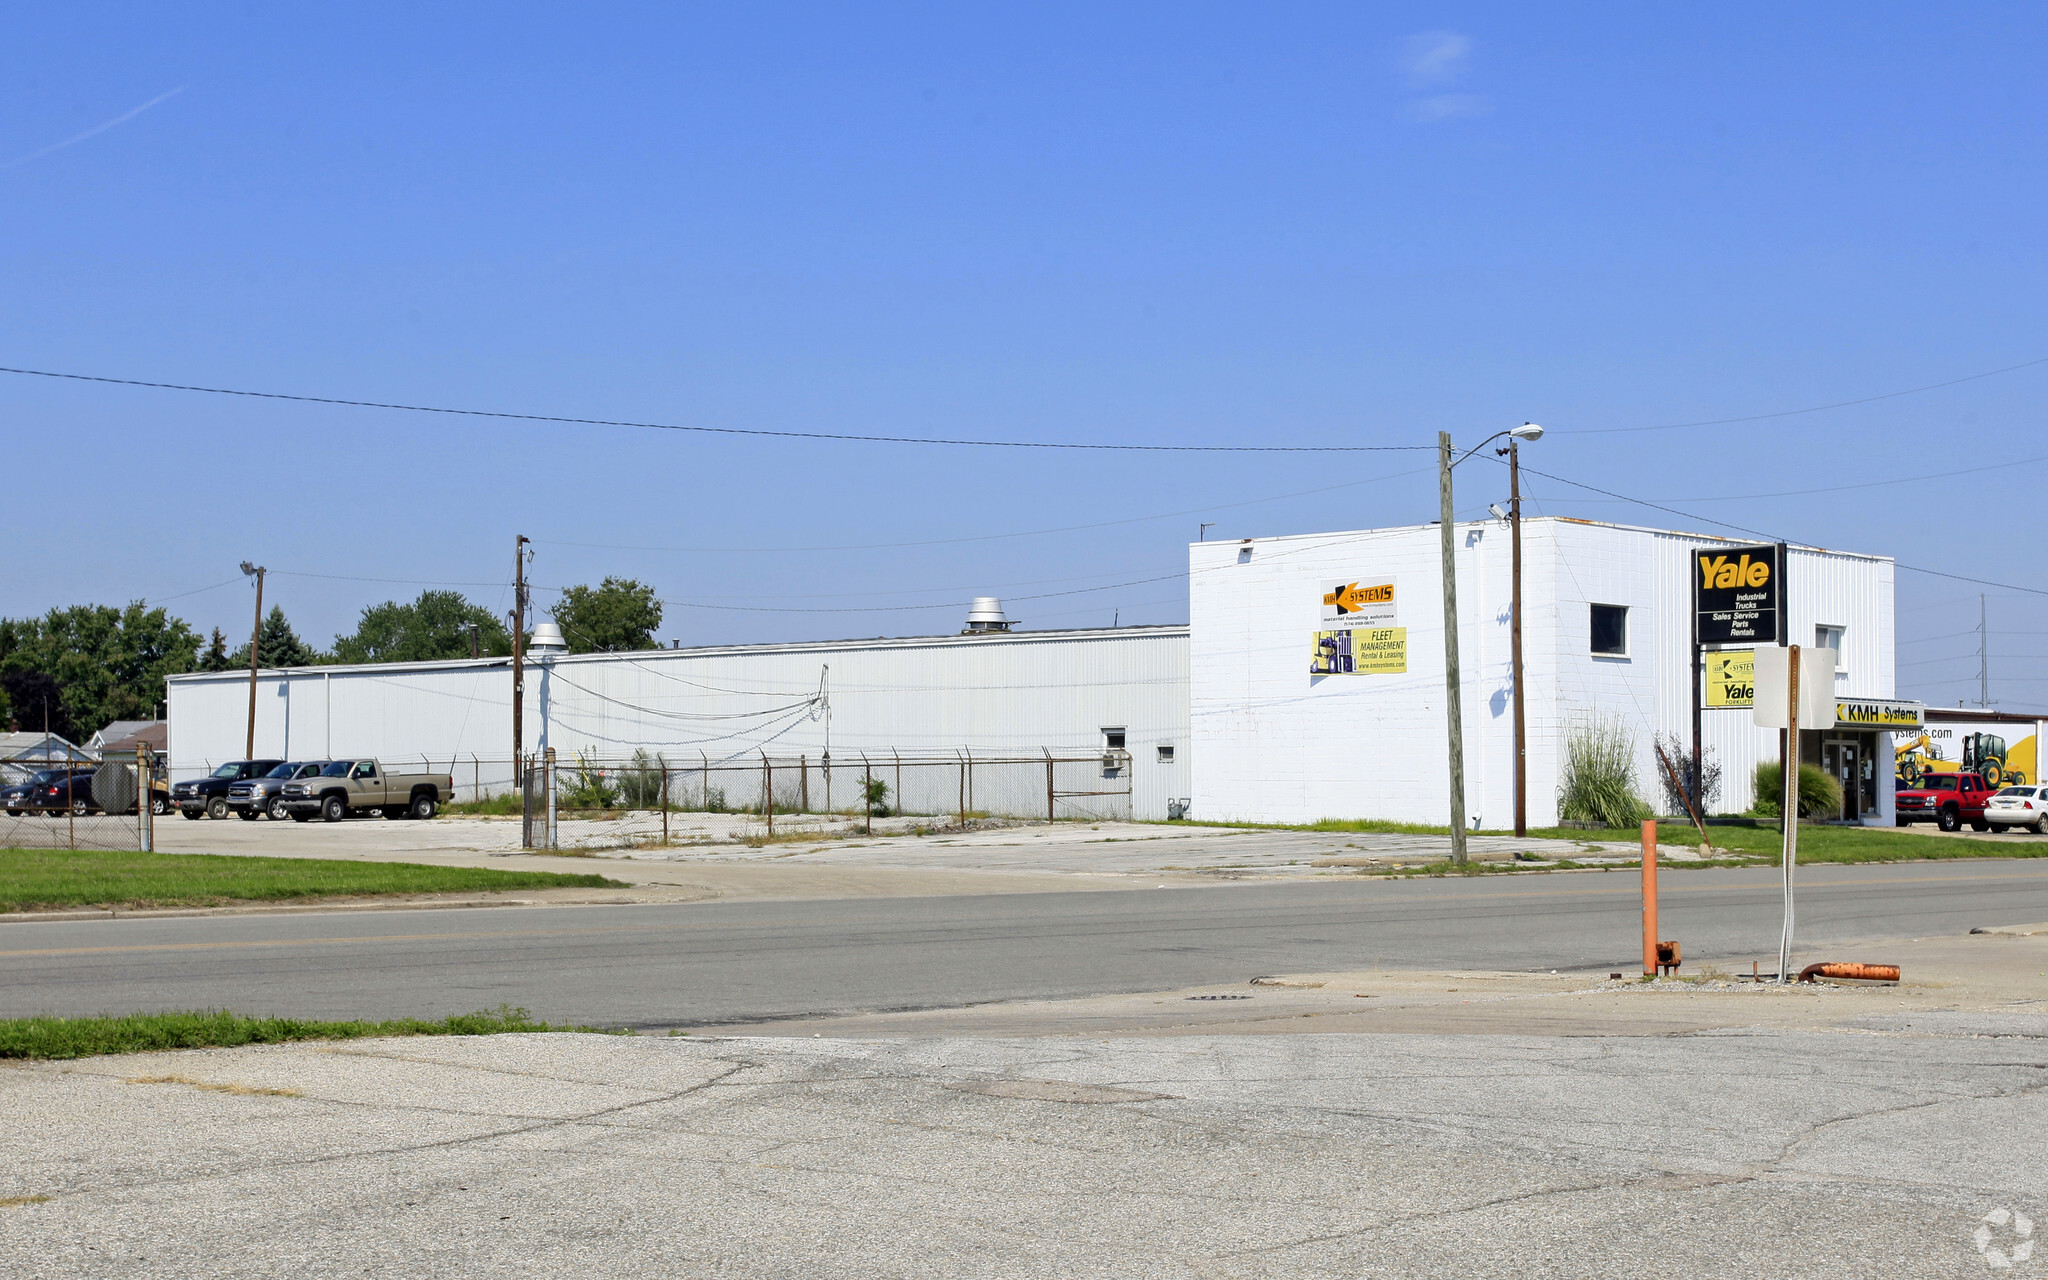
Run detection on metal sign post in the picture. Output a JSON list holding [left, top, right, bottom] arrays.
[[1780, 646, 1801, 983], [1753, 643, 1835, 982]]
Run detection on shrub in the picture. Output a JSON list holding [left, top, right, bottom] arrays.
[[618, 749, 665, 809], [562, 753, 620, 810], [1652, 731, 1723, 816], [1558, 714, 1653, 828], [1751, 761, 1842, 819], [863, 776, 891, 817]]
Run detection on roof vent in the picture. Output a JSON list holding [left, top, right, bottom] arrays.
[[963, 598, 1011, 634], [529, 621, 569, 653]]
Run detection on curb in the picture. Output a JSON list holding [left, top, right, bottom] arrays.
[[0, 895, 675, 926]]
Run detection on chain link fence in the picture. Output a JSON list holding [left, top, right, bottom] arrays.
[[506, 749, 1133, 849], [0, 749, 160, 852]]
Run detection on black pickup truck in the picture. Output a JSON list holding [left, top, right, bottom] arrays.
[[171, 759, 286, 820]]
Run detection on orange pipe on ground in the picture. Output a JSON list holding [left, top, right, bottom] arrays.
[[1641, 819, 1658, 977], [1797, 962, 1901, 983]]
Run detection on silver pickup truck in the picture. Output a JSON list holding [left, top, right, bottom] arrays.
[[279, 758, 454, 822]]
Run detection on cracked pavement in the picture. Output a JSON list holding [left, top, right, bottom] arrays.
[[5, 983, 2046, 1276]]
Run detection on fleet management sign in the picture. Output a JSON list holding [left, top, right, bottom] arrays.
[[1695, 544, 1785, 645]]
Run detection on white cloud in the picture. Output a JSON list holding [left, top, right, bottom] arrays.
[[1401, 30, 1471, 88], [1407, 93, 1491, 123], [5, 86, 186, 170]]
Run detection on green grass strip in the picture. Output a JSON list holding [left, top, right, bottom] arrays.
[[0, 847, 626, 913], [1148, 817, 2048, 864], [0, 1005, 616, 1060]]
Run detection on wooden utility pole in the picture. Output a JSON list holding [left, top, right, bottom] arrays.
[[511, 535, 530, 781], [241, 563, 265, 759], [1437, 432, 1468, 865]]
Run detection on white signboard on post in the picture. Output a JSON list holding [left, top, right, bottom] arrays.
[[1751, 646, 1836, 731]]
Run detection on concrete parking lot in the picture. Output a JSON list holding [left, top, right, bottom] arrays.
[[5, 932, 2044, 1279]]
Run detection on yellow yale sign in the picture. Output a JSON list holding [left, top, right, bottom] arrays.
[[1704, 649, 1755, 707]]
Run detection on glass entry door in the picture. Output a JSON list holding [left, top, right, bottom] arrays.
[[1822, 737, 1865, 822]]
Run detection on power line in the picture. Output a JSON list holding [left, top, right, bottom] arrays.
[[0, 364, 1430, 454], [1560, 353, 2048, 435], [1510, 460, 2048, 600], [535, 465, 1438, 554]]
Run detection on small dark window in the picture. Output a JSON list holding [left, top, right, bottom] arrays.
[[1590, 605, 1628, 656], [1103, 728, 1126, 750], [1156, 744, 1175, 763]]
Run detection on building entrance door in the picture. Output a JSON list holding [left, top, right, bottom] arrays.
[[1822, 735, 1871, 822]]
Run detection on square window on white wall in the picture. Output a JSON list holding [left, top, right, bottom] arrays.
[[1816, 625, 1846, 672], [1590, 604, 1629, 657]]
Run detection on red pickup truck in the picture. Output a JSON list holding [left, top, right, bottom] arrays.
[[1894, 772, 1993, 832]]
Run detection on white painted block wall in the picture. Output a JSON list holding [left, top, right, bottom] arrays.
[[1191, 520, 1896, 828]]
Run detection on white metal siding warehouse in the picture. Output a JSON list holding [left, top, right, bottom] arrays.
[[165, 624, 1193, 820], [1189, 518, 1901, 828]]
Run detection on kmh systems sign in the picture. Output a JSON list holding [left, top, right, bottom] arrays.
[[1694, 543, 1785, 646]]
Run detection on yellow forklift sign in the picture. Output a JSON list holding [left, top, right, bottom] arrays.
[[1704, 649, 1755, 707]]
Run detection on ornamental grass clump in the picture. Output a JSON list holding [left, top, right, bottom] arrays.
[[1751, 761, 1843, 819], [1557, 714, 1654, 828]]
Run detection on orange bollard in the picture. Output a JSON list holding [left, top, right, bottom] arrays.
[[1641, 819, 1659, 977]]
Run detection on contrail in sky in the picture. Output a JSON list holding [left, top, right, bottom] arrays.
[[5, 85, 186, 169]]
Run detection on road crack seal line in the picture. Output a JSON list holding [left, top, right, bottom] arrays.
[[21, 1057, 762, 1203]]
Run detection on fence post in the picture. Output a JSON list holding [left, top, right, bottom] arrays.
[[139, 743, 154, 852], [801, 755, 809, 814], [700, 751, 709, 811], [893, 749, 902, 820], [544, 747, 559, 850], [957, 753, 966, 827], [763, 754, 773, 837], [1045, 748, 1055, 825], [473, 755, 479, 803], [521, 754, 533, 848], [864, 758, 874, 836]]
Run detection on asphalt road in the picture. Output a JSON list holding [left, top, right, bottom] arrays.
[[4, 860, 2045, 1026]]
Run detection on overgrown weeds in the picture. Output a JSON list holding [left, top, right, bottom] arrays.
[[0, 1005, 617, 1060]]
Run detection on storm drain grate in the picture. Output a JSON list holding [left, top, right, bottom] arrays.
[[1185, 994, 1253, 1001]]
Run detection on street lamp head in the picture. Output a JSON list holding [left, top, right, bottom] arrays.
[[239, 561, 259, 577], [1510, 422, 1544, 442]]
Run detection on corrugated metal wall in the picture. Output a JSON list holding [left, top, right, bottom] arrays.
[[1192, 519, 1898, 827], [166, 627, 1192, 819]]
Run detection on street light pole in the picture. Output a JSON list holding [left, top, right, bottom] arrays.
[[1438, 424, 1544, 864], [512, 534, 530, 780], [239, 562, 265, 760], [1508, 439, 1527, 837], [1438, 432, 1468, 866]]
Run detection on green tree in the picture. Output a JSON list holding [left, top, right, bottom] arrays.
[[227, 606, 320, 669], [330, 590, 511, 664], [0, 603, 201, 738], [551, 577, 662, 653], [199, 628, 234, 673]]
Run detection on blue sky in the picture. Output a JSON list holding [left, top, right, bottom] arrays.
[[4, 4, 2046, 706]]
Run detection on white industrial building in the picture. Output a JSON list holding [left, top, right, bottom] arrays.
[[167, 516, 1919, 830], [165, 618, 1193, 821], [1189, 517, 1910, 828]]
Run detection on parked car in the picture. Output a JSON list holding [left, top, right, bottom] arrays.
[[172, 760, 288, 820], [1894, 771, 1995, 832], [1985, 785, 2048, 835], [227, 761, 329, 821], [19, 769, 100, 817], [280, 758, 454, 822], [3, 769, 70, 816]]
